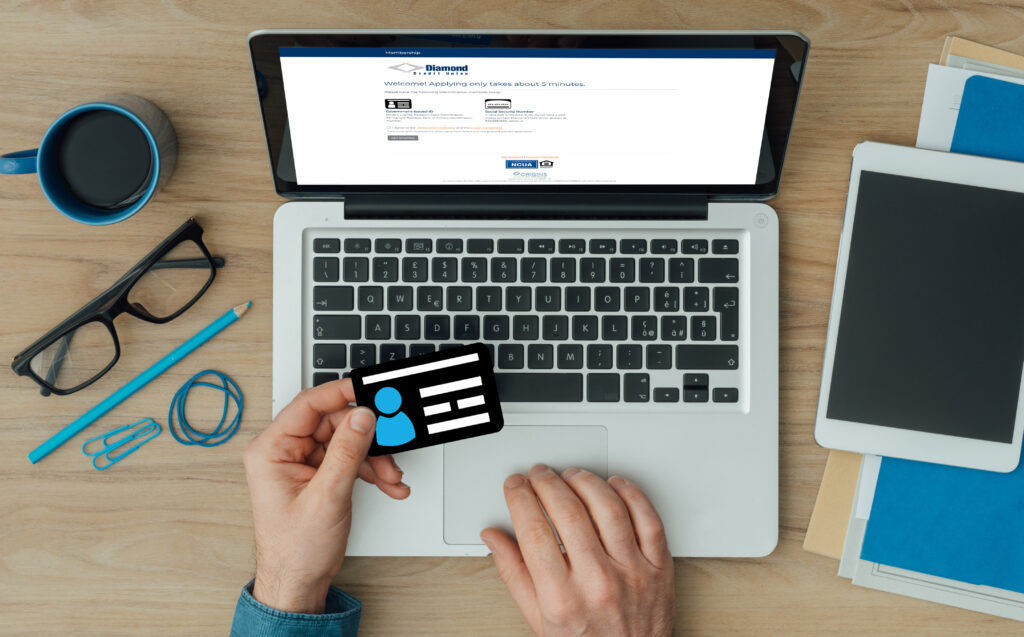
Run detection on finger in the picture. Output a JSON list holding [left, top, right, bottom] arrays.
[[503, 473, 569, 587], [561, 468, 641, 565], [525, 464, 605, 567], [607, 476, 672, 568], [480, 528, 541, 634], [367, 454, 404, 484], [270, 379, 357, 439], [310, 406, 376, 498], [357, 460, 411, 500]]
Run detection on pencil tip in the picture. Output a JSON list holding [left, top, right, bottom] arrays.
[[233, 301, 252, 317]]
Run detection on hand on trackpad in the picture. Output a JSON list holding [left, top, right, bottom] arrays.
[[442, 425, 608, 545]]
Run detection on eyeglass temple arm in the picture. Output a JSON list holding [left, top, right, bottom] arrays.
[[148, 256, 225, 271]]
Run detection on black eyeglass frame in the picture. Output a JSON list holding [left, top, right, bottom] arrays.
[[11, 217, 221, 396]]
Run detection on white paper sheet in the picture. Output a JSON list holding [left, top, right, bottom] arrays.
[[916, 64, 1024, 152]]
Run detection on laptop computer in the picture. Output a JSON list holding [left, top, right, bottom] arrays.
[[251, 29, 808, 557]]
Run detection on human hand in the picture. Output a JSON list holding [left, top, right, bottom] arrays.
[[481, 465, 674, 637], [242, 379, 410, 613]]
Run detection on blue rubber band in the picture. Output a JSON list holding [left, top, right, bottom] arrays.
[[168, 370, 243, 447]]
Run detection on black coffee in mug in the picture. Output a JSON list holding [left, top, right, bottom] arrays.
[[56, 109, 154, 210]]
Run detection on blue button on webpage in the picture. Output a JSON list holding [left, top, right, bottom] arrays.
[[506, 160, 538, 169]]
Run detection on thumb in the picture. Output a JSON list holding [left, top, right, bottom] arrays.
[[481, 528, 539, 629], [311, 406, 377, 498]]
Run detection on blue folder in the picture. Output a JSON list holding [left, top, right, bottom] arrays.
[[860, 74, 1024, 594]]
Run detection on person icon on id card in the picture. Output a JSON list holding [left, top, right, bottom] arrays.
[[373, 386, 416, 447]]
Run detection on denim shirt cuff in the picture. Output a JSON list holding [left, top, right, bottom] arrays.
[[230, 579, 362, 637]]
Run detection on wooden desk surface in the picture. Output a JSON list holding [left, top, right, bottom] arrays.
[[1, 2, 1021, 635]]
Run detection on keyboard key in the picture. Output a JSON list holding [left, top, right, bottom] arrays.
[[684, 287, 710, 312], [713, 387, 739, 403], [447, 286, 472, 311], [683, 388, 709, 403], [691, 316, 717, 341], [646, 344, 672, 369], [365, 315, 391, 339], [624, 373, 650, 402], [543, 315, 569, 340], [631, 316, 657, 341], [357, 286, 383, 311], [587, 344, 613, 369], [402, 257, 428, 282], [682, 239, 709, 254], [395, 315, 420, 340], [380, 344, 406, 362], [350, 344, 376, 368], [654, 387, 679, 402], [477, 287, 502, 311], [639, 258, 665, 283], [528, 238, 554, 254], [616, 344, 643, 369], [506, 286, 532, 312], [580, 258, 606, 283], [313, 257, 340, 282], [342, 257, 368, 282], [595, 287, 620, 312], [498, 239, 524, 254], [675, 345, 738, 370], [528, 344, 554, 369], [372, 257, 398, 282], [410, 344, 435, 357], [467, 238, 494, 254], [406, 238, 432, 253], [699, 258, 739, 283], [715, 287, 739, 341], [432, 257, 457, 282], [684, 373, 709, 388], [551, 258, 576, 283], [610, 258, 635, 283], [498, 344, 524, 369], [558, 344, 584, 369], [720, 309, 738, 341], [587, 373, 620, 402], [620, 239, 647, 254], [651, 239, 677, 254], [668, 258, 695, 283], [662, 316, 687, 341], [313, 286, 353, 311], [589, 239, 616, 254], [492, 257, 517, 283], [461, 257, 487, 282], [573, 315, 598, 341], [313, 238, 340, 253], [559, 239, 585, 254], [513, 315, 539, 340], [624, 287, 650, 312], [495, 373, 583, 402], [521, 258, 546, 283], [313, 372, 339, 386], [712, 239, 739, 254], [454, 315, 479, 340], [388, 286, 413, 311], [602, 315, 628, 341], [440, 342, 462, 351], [437, 239, 463, 254], [344, 238, 370, 253], [565, 287, 590, 312], [713, 286, 738, 311], [374, 238, 401, 253], [484, 315, 509, 340], [424, 315, 450, 340], [536, 287, 561, 311], [314, 315, 359, 340], [417, 286, 444, 311], [313, 344, 346, 369], [654, 287, 679, 312]]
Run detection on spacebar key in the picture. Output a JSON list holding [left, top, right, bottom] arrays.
[[495, 373, 584, 402]]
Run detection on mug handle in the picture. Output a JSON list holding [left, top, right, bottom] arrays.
[[1, 149, 38, 174]]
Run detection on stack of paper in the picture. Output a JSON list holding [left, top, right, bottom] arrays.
[[804, 37, 1024, 621]]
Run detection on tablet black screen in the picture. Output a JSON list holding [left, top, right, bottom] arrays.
[[826, 170, 1024, 443]]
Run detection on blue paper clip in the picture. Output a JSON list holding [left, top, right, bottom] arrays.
[[81, 418, 161, 470]]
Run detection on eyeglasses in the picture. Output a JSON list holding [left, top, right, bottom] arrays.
[[11, 218, 223, 396]]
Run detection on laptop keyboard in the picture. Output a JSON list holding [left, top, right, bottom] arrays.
[[306, 232, 743, 406]]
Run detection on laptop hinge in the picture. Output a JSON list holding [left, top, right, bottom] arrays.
[[340, 193, 709, 220]]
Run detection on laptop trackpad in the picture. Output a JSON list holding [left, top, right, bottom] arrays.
[[443, 425, 608, 545]]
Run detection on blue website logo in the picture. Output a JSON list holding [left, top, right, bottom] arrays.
[[506, 160, 538, 169]]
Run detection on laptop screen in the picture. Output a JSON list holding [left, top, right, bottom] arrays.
[[278, 48, 775, 187]]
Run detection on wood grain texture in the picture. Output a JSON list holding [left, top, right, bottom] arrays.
[[2, 1, 1023, 634]]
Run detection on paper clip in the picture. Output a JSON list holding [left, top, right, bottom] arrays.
[[81, 418, 161, 470]]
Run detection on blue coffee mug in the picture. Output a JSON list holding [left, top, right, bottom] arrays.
[[1, 95, 177, 225]]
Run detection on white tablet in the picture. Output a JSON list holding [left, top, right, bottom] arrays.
[[815, 142, 1024, 472]]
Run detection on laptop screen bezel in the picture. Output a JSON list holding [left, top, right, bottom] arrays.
[[249, 30, 808, 200]]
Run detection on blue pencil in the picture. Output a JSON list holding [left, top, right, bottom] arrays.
[[28, 301, 252, 464]]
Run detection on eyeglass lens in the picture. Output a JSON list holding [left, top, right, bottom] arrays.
[[126, 239, 213, 319], [28, 320, 117, 391]]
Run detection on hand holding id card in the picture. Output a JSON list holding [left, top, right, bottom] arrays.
[[350, 343, 504, 456]]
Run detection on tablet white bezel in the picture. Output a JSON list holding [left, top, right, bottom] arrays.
[[814, 141, 1024, 472]]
